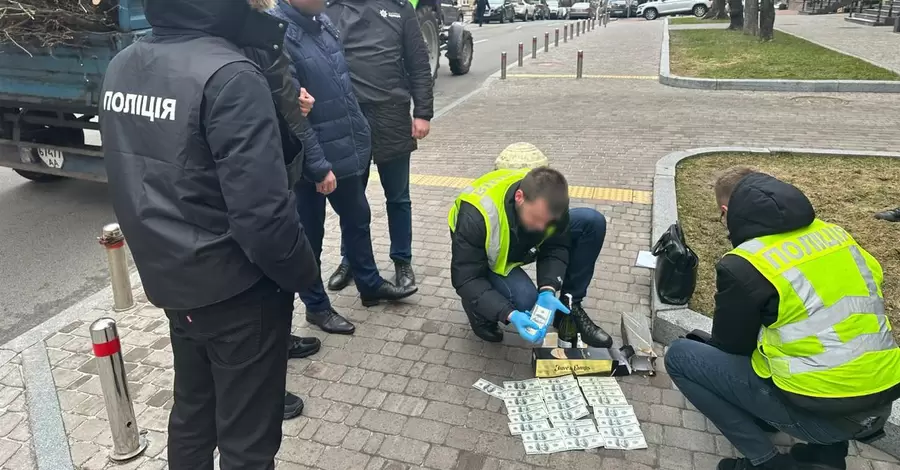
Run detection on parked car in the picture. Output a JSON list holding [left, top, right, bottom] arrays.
[[482, 0, 516, 22], [568, 1, 595, 17], [441, 0, 467, 22], [636, 0, 711, 19], [534, 0, 552, 19], [513, 0, 538, 19], [547, 0, 568, 17], [609, 0, 638, 16]]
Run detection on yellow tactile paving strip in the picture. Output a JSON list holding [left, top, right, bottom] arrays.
[[371, 172, 652, 205], [504, 74, 658, 80]]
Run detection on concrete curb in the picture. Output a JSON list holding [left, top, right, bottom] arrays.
[[651, 146, 900, 459], [658, 18, 900, 93], [22, 344, 75, 470]]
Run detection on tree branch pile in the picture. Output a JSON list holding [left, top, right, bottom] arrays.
[[0, 0, 118, 51]]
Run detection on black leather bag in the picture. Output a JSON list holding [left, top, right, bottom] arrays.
[[651, 222, 698, 305]]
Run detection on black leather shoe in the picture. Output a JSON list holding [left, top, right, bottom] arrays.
[[288, 335, 321, 359], [874, 207, 900, 222], [327, 263, 353, 291], [790, 442, 848, 470], [394, 260, 416, 289], [283, 391, 304, 420], [718, 454, 802, 470], [306, 308, 356, 335], [360, 280, 417, 307], [570, 302, 613, 348], [463, 303, 503, 343]]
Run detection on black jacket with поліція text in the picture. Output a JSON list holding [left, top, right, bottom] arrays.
[[450, 182, 571, 323], [711, 172, 900, 416], [100, 0, 318, 310]]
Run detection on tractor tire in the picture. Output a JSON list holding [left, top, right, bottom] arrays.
[[449, 30, 474, 75], [417, 7, 441, 80]]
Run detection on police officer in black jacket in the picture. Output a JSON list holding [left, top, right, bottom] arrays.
[[99, 0, 317, 467], [324, 0, 434, 293]]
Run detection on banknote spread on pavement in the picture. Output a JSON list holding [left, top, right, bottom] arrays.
[[472, 375, 648, 454]]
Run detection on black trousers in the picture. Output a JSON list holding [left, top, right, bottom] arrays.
[[164, 277, 293, 470]]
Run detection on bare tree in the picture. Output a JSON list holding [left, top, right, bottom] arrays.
[[727, 0, 744, 29], [758, 0, 776, 40], [703, 0, 730, 19], [744, 0, 759, 35]]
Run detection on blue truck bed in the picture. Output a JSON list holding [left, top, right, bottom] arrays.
[[0, 1, 149, 182]]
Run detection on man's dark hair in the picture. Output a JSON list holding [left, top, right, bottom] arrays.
[[714, 166, 757, 206], [520, 166, 569, 217]]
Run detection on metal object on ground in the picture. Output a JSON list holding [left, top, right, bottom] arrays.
[[620, 311, 658, 376], [501, 52, 507, 79], [570, 22, 575, 39], [576, 21, 581, 36], [544, 32, 549, 52], [98, 223, 134, 311], [576, 50, 584, 79], [494, 142, 549, 170], [563, 25, 568, 42], [532, 36, 537, 59], [518, 42, 524, 67], [554, 28, 559, 47], [90, 318, 149, 461]]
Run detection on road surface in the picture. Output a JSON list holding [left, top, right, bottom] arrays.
[[0, 18, 579, 343]]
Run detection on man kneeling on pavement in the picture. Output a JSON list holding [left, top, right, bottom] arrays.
[[665, 166, 900, 470], [449, 166, 614, 345]]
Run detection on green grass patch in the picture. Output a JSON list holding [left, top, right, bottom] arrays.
[[669, 29, 900, 80], [668, 17, 729, 25], [676, 153, 900, 340]]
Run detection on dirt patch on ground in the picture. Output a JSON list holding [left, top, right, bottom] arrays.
[[675, 152, 900, 339]]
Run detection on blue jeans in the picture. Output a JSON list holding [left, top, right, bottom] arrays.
[[666, 339, 861, 465], [341, 156, 412, 264], [485, 207, 607, 312], [295, 175, 383, 312]]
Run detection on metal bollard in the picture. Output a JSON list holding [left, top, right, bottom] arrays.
[[563, 25, 568, 43], [544, 32, 549, 52], [91, 318, 148, 461], [99, 223, 134, 311], [532, 36, 537, 59], [570, 23, 575, 39], [518, 42, 524, 66], [554, 28, 559, 47], [576, 50, 584, 79], [501, 52, 507, 79], [576, 22, 580, 37]]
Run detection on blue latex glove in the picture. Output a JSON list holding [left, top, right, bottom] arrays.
[[508, 310, 543, 343], [536, 291, 571, 336]]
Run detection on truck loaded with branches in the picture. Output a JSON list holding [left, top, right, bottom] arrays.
[[0, 0, 472, 184]]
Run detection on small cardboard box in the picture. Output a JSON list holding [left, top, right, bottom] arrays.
[[532, 346, 630, 378]]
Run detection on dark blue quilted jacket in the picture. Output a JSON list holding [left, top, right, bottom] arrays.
[[270, 2, 371, 181]]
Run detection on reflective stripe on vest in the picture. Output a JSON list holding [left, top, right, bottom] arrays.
[[447, 169, 554, 276], [730, 219, 900, 398]]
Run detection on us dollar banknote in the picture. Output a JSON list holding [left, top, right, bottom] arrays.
[[472, 379, 507, 399], [593, 405, 636, 418], [521, 428, 563, 443], [586, 395, 630, 407], [540, 381, 580, 393], [549, 404, 590, 425], [595, 416, 640, 427], [508, 419, 552, 435], [580, 384, 625, 396], [542, 388, 584, 402], [523, 438, 568, 455], [544, 375, 578, 386], [503, 378, 541, 391], [508, 409, 550, 423], [556, 424, 601, 438], [505, 403, 547, 415], [504, 395, 544, 407], [564, 434, 605, 451], [604, 435, 648, 450], [545, 396, 587, 413], [505, 388, 543, 398], [576, 376, 618, 386]]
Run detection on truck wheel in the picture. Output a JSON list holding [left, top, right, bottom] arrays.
[[417, 8, 441, 80], [13, 111, 84, 183], [449, 30, 473, 75]]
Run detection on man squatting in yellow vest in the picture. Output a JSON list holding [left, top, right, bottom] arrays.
[[448, 167, 613, 346], [665, 167, 900, 470]]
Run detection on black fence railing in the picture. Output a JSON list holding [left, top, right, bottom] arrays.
[[848, 0, 896, 21]]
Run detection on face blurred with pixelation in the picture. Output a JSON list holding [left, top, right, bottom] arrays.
[[515, 190, 554, 233]]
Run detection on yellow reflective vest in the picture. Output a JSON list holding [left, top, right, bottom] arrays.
[[448, 169, 555, 276], [729, 219, 900, 399]]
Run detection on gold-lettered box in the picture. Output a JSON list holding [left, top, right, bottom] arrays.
[[532, 347, 631, 378]]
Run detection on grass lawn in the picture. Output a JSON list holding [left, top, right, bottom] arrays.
[[669, 29, 900, 80], [668, 17, 729, 25], [675, 153, 900, 340]]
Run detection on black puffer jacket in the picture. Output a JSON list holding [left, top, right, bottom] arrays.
[[711, 172, 900, 416], [450, 182, 571, 322]]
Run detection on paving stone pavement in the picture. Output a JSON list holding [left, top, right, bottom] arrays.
[[3, 16, 900, 470]]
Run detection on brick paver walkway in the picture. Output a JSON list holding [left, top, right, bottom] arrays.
[[2, 17, 900, 470], [775, 14, 900, 73]]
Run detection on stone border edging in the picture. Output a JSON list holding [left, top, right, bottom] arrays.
[[658, 18, 900, 93], [651, 146, 900, 459]]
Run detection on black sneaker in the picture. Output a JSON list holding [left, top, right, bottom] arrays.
[[288, 335, 321, 359], [874, 207, 900, 222], [462, 302, 503, 343], [283, 391, 304, 420], [790, 442, 848, 470], [718, 454, 800, 470]]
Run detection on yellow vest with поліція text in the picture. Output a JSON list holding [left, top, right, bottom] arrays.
[[729, 218, 900, 399], [447, 169, 556, 277]]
